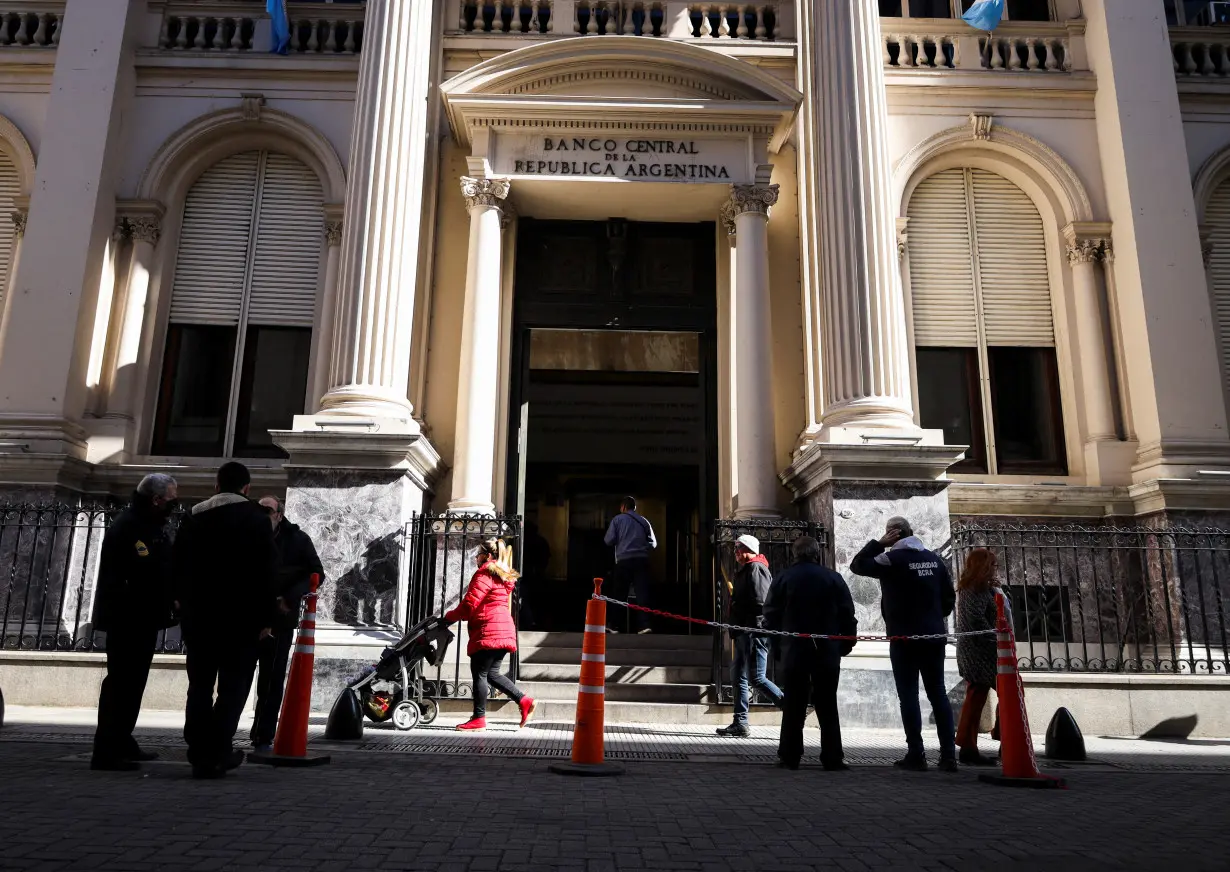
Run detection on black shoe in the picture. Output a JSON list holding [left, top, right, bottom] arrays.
[[823, 762, 851, 772], [775, 758, 800, 771], [221, 749, 245, 771], [937, 758, 960, 773], [959, 748, 997, 767], [716, 723, 750, 738], [191, 764, 226, 780], [90, 757, 140, 772], [894, 756, 929, 772], [126, 749, 159, 763]]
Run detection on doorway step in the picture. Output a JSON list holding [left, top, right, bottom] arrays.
[[438, 631, 776, 725]]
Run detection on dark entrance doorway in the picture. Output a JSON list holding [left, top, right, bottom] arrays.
[[507, 219, 718, 632]]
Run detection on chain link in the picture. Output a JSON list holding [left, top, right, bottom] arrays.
[[592, 595, 998, 642]]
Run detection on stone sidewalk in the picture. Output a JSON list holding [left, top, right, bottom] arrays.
[[2, 706, 1230, 871]]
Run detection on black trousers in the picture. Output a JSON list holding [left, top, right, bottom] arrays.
[[184, 636, 259, 767], [250, 630, 294, 746], [92, 625, 157, 761], [612, 557, 651, 631], [778, 655, 844, 767], [470, 648, 525, 718]]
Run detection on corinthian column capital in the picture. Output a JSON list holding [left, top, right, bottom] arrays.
[[1066, 238, 1106, 265], [127, 217, 163, 246], [461, 177, 510, 211], [11, 211, 27, 238], [727, 184, 780, 218]]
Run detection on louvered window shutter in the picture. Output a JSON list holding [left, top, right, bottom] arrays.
[[1205, 180, 1230, 388], [168, 152, 260, 325], [971, 169, 1054, 346], [247, 153, 324, 327], [907, 169, 978, 347], [0, 150, 20, 312]]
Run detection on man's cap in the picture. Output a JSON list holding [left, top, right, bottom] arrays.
[[735, 534, 760, 555]]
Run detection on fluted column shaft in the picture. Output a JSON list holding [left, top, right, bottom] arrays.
[[727, 185, 781, 518], [319, 0, 435, 420], [816, 0, 914, 431], [449, 178, 510, 514], [1066, 234, 1118, 442], [106, 213, 163, 420]]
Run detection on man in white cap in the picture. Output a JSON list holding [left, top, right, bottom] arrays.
[[717, 533, 783, 737]]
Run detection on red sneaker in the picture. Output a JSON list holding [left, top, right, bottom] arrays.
[[456, 717, 487, 732], [519, 697, 537, 729]]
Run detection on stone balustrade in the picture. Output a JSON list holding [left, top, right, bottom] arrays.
[[882, 20, 1080, 73], [452, 1, 792, 41], [0, 3, 64, 48], [1171, 28, 1230, 77], [157, 2, 365, 54]]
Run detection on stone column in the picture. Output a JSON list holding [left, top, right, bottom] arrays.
[[1084, 0, 1230, 483], [310, 216, 344, 410], [315, 0, 438, 424], [0, 0, 143, 485], [449, 177, 510, 515], [814, 0, 916, 436], [105, 205, 164, 428], [726, 185, 781, 518]]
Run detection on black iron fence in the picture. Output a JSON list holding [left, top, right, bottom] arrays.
[[403, 513, 523, 699], [0, 502, 185, 653], [711, 519, 825, 704], [952, 521, 1230, 675]]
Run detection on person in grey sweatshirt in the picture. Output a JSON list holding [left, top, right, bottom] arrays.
[[603, 496, 657, 633]]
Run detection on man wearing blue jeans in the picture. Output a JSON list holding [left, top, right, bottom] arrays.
[[717, 534, 783, 737], [852, 516, 958, 772]]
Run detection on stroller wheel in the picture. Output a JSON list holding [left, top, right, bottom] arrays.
[[391, 700, 422, 731], [419, 698, 439, 725]]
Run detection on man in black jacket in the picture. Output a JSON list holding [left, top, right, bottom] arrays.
[[250, 495, 323, 752], [763, 536, 857, 771], [717, 534, 783, 738], [91, 474, 179, 771], [174, 462, 278, 779], [851, 516, 958, 772]]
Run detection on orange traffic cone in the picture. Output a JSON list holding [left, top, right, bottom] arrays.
[[550, 579, 623, 777], [978, 591, 1063, 789], [250, 573, 331, 768]]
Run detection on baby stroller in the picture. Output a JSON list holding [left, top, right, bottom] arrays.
[[347, 614, 455, 731]]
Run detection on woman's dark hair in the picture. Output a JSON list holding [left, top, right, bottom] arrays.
[[958, 548, 998, 593]]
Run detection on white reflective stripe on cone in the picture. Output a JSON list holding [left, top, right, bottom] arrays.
[[581, 653, 605, 663], [578, 684, 604, 694], [584, 624, 605, 634], [997, 664, 1015, 674], [295, 644, 315, 655], [303, 612, 317, 622]]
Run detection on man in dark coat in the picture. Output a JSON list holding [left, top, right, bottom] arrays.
[[851, 516, 958, 772], [249, 495, 323, 752], [91, 474, 179, 771], [763, 536, 857, 771], [174, 462, 278, 779], [717, 534, 783, 738]]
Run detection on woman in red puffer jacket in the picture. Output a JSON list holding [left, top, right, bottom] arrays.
[[444, 538, 536, 732]]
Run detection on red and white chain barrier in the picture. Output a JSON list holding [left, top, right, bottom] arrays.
[[592, 594, 998, 643]]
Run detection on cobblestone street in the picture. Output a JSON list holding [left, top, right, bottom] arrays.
[[2, 708, 1229, 871]]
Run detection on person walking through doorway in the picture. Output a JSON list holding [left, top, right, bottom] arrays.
[[763, 535, 857, 770], [91, 474, 179, 771], [604, 496, 657, 633], [175, 462, 278, 779], [445, 538, 536, 732], [717, 534, 783, 737], [851, 516, 958, 772], [955, 547, 1004, 766], [249, 496, 323, 753]]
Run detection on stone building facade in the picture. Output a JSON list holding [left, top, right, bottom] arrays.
[[1, 1, 1229, 726]]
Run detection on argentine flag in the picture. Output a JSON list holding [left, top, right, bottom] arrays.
[[962, 0, 1006, 31], [267, 0, 291, 54]]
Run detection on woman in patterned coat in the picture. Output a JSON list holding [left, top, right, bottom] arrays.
[[955, 548, 1003, 766]]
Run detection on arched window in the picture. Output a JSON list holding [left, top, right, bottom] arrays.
[[907, 167, 1066, 475], [152, 150, 322, 458], [1204, 178, 1230, 408], [0, 148, 19, 314]]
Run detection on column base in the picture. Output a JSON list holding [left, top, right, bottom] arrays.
[[446, 498, 496, 515], [271, 420, 444, 630], [0, 415, 92, 494], [782, 440, 965, 635]]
